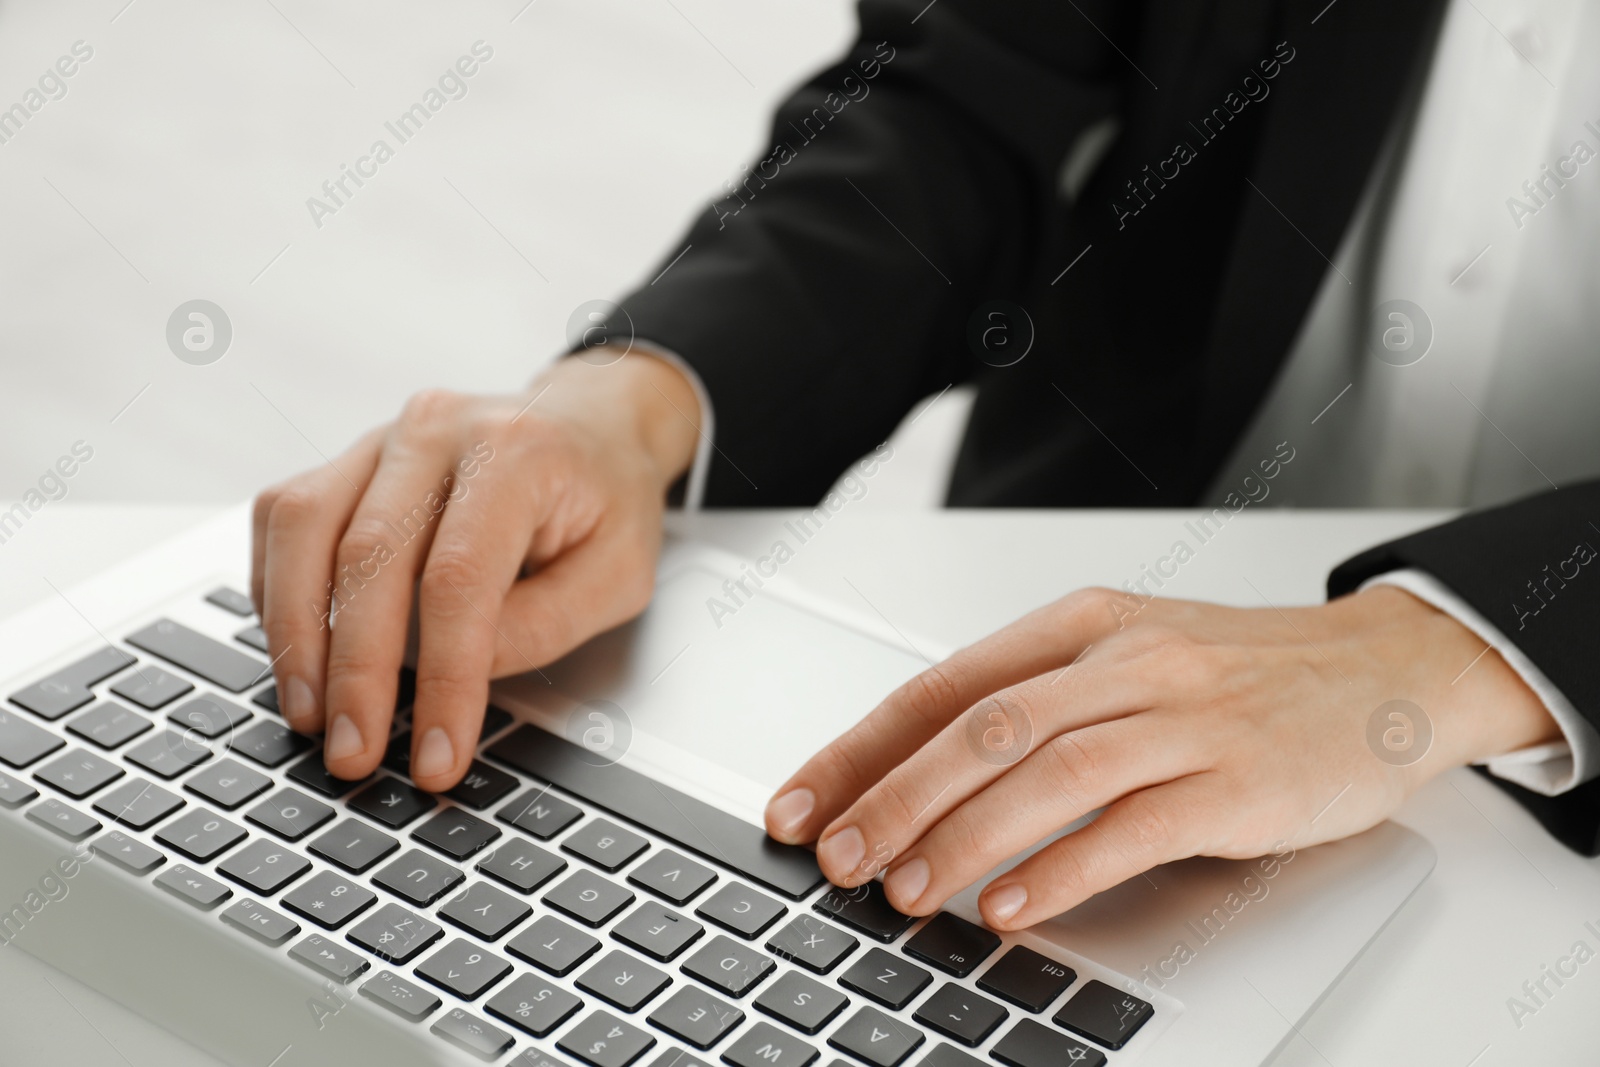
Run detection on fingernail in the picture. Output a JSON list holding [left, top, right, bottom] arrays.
[[818, 825, 865, 880], [885, 857, 930, 909], [986, 883, 1027, 924], [284, 676, 317, 731], [767, 788, 815, 841], [324, 714, 364, 761], [413, 726, 456, 780]]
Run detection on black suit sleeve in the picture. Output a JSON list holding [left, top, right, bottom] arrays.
[[1328, 480, 1600, 855], [609, 0, 1127, 504]]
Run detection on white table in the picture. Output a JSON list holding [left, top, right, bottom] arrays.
[[2, 504, 1597, 1066]]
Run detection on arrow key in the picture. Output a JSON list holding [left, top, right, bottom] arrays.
[[827, 1007, 925, 1067], [290, 932, 371, 983]]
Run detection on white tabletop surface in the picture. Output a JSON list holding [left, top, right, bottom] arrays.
[[2, 503, 1597, 1066]]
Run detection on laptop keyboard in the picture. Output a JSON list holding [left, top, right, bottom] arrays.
[[1, 585, 1163, 1066]]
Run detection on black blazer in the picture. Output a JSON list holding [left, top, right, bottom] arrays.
[[607, 0, 1600, 852]]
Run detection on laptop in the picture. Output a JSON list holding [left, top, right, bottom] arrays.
[[0, 503, 1434, 1066]]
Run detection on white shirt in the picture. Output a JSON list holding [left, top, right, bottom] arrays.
[[647, 0, 1600, 796]]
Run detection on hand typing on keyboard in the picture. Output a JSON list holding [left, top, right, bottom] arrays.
[[250, 352, 701, 791], [763, 586, 1560, 930]]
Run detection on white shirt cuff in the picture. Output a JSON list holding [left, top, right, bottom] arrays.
[[1359, 568, 1600, 796], [623, 340, 714, 511]]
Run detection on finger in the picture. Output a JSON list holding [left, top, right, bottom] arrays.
[[814, 661, 1150, 887], [320, 429, 464, 779], [766, 587, 1128, 845], [978, 772, 1219, 930], [260, 441, 381, 734], [250, 487, 277, 614], [407, 468, 542, 792], [880, 712, 1200, 914], [489, 524, 658, 676]]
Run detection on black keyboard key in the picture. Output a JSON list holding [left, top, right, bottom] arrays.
[[221, 897, 300, 946], [347, 902, 445, 964], [912, 984, 1007, 1047], [914, 1043, 985, 1067], [648, 985, 744, 1049], [489, 726, 825, 899], [477, 836, 567, 893], [286, 752, 368, 798], [413, 807, 500, 859], [448, 760, 520, 809], [482, 704, 513, 737], [34, 748, 123, 799], [218, 838, 310, 894], [111, 665, 194, 710], [814, 883, 914, 943], [92, 777, 184, 830], [559, 1010, 658, 1067], [290, 933, 370, 983], [381, 730, 412, 776], [308, 818, 400, 873], [487, 972, 584, 1037], [348, 777, 436, 828], [839, 948, 932, 1010], [766, 916, 858, 974], [206, 586, 256, 616], [578, 948, 672, 1012], [0, 767, 39, 808], [0, 708, 64, 767], [903, 913, 1000, 979], [155, 807, 247, 861], [125, 730, 212, 779], [614, 901, 705, 962], [9, 646, 136, 719], [647, 1051, 710, 1067], [281, 869, 377, 928], [507, 914, 601, 976], [126, 619, 270, 693], [753, 971, 847, 1035], [252, 686, 280, 715], [362, 968, 442, 1021], [234, 624, 269, 653], [565, 817, 650, 872], [155, 863, 231, 909], [696, 882, 786, 939], [497, 785, 583, 839], [416, 937, 514, 1000], [67, 701, 152, 749], [433, 1006, 515, 1059], [990, 1020, 1104, 1067], [247, 787, 335, 841], [231, 720, 312, 767], [167, 695, 252, 738], [1051, 981, 1152, 1051], [543, 868, 634, 926], [725, 1021, 819, 1067], [975, 948, 1075, 1014], [373, 848, 465, 906], [184, 758, 272, 810], [829, 1008, 925, 1067], [28, 798, 100, 840], [439, 880, 533, 940], [629, 849, 716, 905], [681, 935, 775, 998]]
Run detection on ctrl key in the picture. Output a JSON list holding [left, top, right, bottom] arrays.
[[431, 1007, 516, 1062], [361, 969, 442, 1022], [220, 897, 300, 946]]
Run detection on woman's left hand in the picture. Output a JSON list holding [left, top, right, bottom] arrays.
[[763, 585, 1560, 930]]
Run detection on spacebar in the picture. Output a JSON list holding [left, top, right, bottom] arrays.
[[485, 724, 825, 900]]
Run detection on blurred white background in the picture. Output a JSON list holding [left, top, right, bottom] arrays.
[[0, 0, 970, 515]]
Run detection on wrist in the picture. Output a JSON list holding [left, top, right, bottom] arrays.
[[535, 349, 702, 491]]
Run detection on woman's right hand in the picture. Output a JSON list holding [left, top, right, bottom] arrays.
[[250, 350, 702, 792]]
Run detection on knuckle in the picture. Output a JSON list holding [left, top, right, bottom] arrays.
[[895, 663, 966, 728], [335, 517, 398, 573], [872, 775, 924, 830], [1119, 797, 1177, 855], [1041, 731, 1101, 808], [420, 547, 487, 601], [940, 805, 999, 862], [400, 387, 463, 427], [267, 486, 322, 531]]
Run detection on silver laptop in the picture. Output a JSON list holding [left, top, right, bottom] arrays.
[[0, 504, 1434, 1066]]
